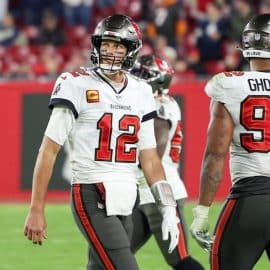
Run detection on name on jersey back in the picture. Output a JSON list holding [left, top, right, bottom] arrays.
[[248, 78, 270, 91]]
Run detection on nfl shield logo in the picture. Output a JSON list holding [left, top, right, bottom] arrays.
[[254, 33, 261, 40]]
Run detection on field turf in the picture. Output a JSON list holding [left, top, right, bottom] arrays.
[[1, 202, 268, 270]]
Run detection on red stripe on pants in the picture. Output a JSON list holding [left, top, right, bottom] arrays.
[[73, 184, 115, 270], [177, 222, 189, 259], [211, 200, 236, 270]]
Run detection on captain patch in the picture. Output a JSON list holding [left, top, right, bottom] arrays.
[[86, 90, 99, 103]]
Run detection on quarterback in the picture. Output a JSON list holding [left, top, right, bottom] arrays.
[[23, 14, 179, 270]]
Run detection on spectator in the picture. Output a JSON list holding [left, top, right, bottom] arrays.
[[153, 35, 178, 66], [0, 0, 8, 22], [32, 45, 63, 78], [62, 0, 94, 29], [195, 2, 228, 63], [0, 13, 26, 46], [62, 48, 88, 72], [4, 45, 36, 79], [228, 0, 254, 42], [175, 33, 198, 79], [36, 9, 66, 46], [152, 0, 187, 48], [21, 0, 63, 26], [113, 0, 142, 21]]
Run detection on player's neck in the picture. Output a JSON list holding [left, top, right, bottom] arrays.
[[102, 70, 125, 83], [250, 59, 270, 71]]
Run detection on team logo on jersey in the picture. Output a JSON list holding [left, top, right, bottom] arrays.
[[158, 105, 165, 116], [86, 90, 99, 103], [52, 83, 61, 96]]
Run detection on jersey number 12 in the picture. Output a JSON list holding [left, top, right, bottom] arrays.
[[95, 113, 140, 162]]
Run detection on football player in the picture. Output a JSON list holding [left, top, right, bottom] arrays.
[[190, 14, 270, 269], [130, 54, 205, 270], [23, 14, 180, 270]]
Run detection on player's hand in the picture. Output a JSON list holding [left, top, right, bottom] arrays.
[[191, 231, 213, 252], [190, 205, 213, 252], [160, 205, 180, 253], [23, 209, 47, 245]]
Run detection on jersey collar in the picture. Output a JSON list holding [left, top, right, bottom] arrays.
[[94, 68, 128, 94]]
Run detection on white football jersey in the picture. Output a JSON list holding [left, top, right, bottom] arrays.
[[48, 68, 156, 185], [206, 71, 270, 184], [138, 95, 188, 204]]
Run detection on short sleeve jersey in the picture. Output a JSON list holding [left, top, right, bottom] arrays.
[[155, 96, 183, 173], [137, 95, 188, 204], [205, 71, 270, 183], [49, 69, 156, 185]]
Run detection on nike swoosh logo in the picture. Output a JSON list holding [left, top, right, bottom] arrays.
[[61, 75, 67, 80]]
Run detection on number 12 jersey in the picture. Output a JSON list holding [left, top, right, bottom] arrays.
[[47, 68, 157, 185]]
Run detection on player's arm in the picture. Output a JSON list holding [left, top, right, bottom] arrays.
[[154, 118, 170, 159], [138, 118, 166, 185], [199, 99, 234, 206], [190, 99, 234, 251], [139, 147, 166, 185], [24, 106, 75, 245], [30, 136, 61, 209], [139, 147, 179, 253], [24, 136, 61, 245], [138, 119, 179, 253]]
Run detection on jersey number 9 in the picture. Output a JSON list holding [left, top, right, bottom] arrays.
[[240, 96, 270, 152]]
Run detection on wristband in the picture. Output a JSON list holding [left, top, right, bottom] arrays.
[[195, 205, 210, 217], [151, 180, 176, 207]]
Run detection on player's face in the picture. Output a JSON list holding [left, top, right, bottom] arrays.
[[100, 40, 127, 68]]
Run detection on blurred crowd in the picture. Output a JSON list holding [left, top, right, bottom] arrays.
[[1, 0, 270, 81]]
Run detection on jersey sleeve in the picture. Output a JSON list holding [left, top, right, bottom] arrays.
[[157, 97, 181, 123], [141, 82, 157, 122], [138, 119, 157, 150], [49, 72, 83, 119], [205, 73, 229, 103], [45, 106, 75, 145], [157, 103, 170, 121]]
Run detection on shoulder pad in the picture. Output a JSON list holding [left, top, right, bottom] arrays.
[[205, 71, 242, 102], [214, 71, 245, 87]]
